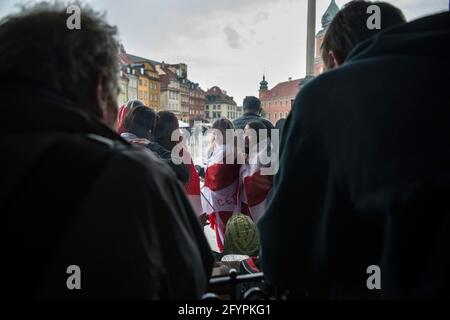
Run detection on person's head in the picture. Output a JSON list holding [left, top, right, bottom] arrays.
[[321, 0, 406, 70], [117, 99, 144, 133], [125, 99, 144, 111], [153, 111, 179, 151], [212, 117, 234, 146], [243, 96, 262, 114], [244, 121, 266, 148], [0, 2, 120, 128], [275, 118, 286, 131], [122, 106, 157, 140]]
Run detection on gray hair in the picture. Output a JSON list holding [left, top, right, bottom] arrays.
[[0, 1, 120, 118]]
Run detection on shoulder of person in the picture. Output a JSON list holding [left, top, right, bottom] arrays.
[[83, 133, 177, 183], [291, 72, 336, 120]]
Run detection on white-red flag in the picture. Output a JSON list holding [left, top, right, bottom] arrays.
[[183, 149, 203, 217], [201, 144, 240, 252], [239, 142, 273, 222]]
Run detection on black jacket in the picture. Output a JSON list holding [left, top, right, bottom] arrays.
[[258, 13, 450, 299], [0, 85, 213, 299], [147, 141, 189, 184], [233, 112, 274, 131]]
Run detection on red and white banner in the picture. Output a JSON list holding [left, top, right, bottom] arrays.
[[201, 144, 240, 252], [182, 149, 203, 217], [239, 142, 273, 222]]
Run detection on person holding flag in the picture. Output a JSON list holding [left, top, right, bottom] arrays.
[[201, 118, 240, 252], [239, 121, 274, 222]]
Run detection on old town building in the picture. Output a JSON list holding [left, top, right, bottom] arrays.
[[158, 65, 181, 117], [259, 76, 306, 124], [126, 54, 161, 110], [118, 69, 129, 107], [189, 82, 206, 124], [205, 86, 237, 122]]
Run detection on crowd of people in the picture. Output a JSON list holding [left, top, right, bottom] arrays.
[[0, 0, 449, 299], [116, 94, 275, 255]]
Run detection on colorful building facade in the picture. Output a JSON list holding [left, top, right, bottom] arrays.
[[259, 76, 304, 124], [189, 82, 206, 124]]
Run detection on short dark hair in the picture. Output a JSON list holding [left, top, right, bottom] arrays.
[[122, 106, 157, 140], [243, 96, 262, 113], [275, 118, 286, 131], [245, 120, 266, 145], [321, 1, 406, 69], [212, 117, 234, 133], [126, 99, 144, 110], [153, 111, 179, 151], [0, 2, 120, 118]]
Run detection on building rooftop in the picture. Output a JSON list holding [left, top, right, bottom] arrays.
[[206, 86, 237, 105], [262, 78, 302, 100], [321, 0, 339, 28], [126, 53, 161, 67]]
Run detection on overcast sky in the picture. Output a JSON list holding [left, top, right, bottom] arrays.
[[0, 0, 448, 104]]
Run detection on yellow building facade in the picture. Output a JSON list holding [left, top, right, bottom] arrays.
[[134, 62, 160, 111]]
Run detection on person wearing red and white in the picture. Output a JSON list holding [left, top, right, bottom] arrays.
[[201, 118, 240, 252], [240, 121, 273, 222]]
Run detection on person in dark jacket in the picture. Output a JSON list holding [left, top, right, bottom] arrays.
[[233, 96, 274, 132], [0, 2, 212, 299], [149, 111, 189, 184], [258, 12, 450, 299]]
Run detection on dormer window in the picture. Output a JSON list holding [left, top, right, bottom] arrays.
[[140, 68, 145, 75]]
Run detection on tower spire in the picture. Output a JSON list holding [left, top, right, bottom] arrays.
[[259, 74, 268, 91]]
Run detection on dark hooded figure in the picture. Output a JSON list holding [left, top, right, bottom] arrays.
[[0, 3, 212, 299], [258, 12, 450, 299]]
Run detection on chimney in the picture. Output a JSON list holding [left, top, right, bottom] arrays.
[[288, 77, 292, 82]]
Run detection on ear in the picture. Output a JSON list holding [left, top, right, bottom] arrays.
[[96, 73, 117, 129], [329, 51, 343, 69]]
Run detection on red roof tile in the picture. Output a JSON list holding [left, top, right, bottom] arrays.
[[262, 78, 302, 100]]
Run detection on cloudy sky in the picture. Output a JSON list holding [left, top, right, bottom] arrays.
[[0, 0, 448, 104]]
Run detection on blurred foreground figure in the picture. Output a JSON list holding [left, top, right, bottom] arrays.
[[0, 3, 212, 299], [259, 12, 450, 299], [321, 0, 406, 71]]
